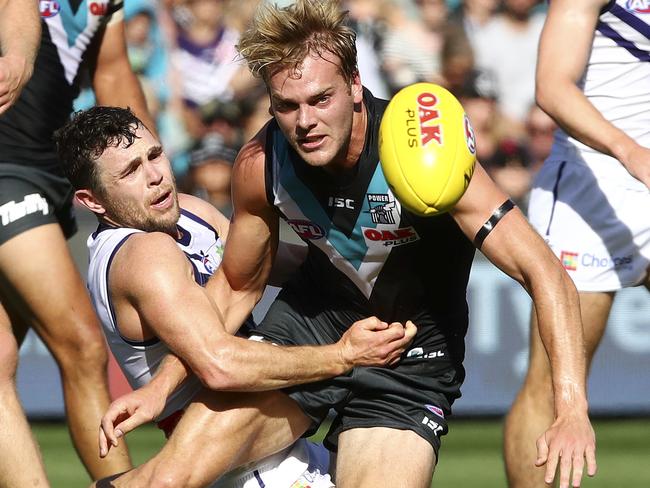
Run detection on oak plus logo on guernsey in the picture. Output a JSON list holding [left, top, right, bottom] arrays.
[[39, 0, 60, 17], [560, 250, 579, 271], [363, 226, 420, 248]]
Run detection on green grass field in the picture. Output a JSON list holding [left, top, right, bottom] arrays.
[[34, 418, 650, 487]]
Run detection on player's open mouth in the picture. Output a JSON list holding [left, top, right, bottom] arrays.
[[298, 135, 325, 150], [151, 190, 172, 209]]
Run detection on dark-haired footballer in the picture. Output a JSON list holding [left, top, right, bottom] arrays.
[[0, 0, 156, 480]]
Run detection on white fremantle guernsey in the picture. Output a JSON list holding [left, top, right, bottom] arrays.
[[87, 209, 224, 421]]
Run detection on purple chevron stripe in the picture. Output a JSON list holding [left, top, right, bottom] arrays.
[[610, 3, 650, 38], [597, 21, 650, 60]]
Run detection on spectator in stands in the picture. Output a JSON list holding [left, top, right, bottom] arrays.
[[440, 24, 475, 97], [168, 0, 255, 141], [449, 0, 499, 47], [460, 69, 532, 207], [472, 0, 545, 134], [344, 0, 391, 98], [380, 0, 449, 93], [523, 104, 557, 174]]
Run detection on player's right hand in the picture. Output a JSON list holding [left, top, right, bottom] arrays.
[[0, 54, 32, 115], [98, 384, 167, 458], [339, 316, 417, 368]]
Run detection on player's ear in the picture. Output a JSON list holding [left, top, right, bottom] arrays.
[[352, 71, 363, 104], [75, 189, 106, 216]]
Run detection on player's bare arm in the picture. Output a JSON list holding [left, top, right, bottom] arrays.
[[98, 227, 414, 455], [537, 0, 650, 187], [0, 0, 40, 113], [110, 229, 416, 389], [205, 128, 283, 333], [451, 164, 596, 488], [87, 17, 157, 136]]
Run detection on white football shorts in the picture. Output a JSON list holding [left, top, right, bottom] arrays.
[[528, 156, 650, 292], [211, 439, 334, 488]]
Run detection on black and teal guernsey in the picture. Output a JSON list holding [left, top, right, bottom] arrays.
[[263, 88, 476, 365], [0, 0, 123, 172]]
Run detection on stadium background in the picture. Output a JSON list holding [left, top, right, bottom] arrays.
[[16, 0, 650, 484]]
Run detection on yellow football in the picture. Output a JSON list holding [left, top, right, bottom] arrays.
[[379, 82, 477, 216]]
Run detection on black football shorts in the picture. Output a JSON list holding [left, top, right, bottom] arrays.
[[0, 164, 77, 246], [253, 288, 466, 456]]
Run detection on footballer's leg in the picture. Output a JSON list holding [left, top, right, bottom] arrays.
[[0, 303, 49, 487], [0, 223, 132, 479], [504, 292, 613, 488], [335, 427, 436, 488], [98, 389, 311, 487]]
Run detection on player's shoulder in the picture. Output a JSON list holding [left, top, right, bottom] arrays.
[[234, 121, 271, 174], [113, 231, 186, 279], [231, 122, 273, 209], [109, 230, 194, 300], [178, 193, 229, 237]]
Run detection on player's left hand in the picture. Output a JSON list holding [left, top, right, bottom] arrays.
[[0, 54, 32, 115], [98, 383, 167, 458], [535, 410, 597, 487], [620, 142, 650, 189]]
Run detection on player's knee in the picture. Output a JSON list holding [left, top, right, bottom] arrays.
[[517, 368, 554, 408], [53, 324, 108, 375]]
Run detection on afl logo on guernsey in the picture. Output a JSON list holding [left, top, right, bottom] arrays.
[[39, 0, 60, 17], [287, 220, 325, 240], [626, 0, 650, 12], [464, 114, 476, 155]]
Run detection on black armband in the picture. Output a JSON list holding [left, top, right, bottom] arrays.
[[473, 199, 516, 249]]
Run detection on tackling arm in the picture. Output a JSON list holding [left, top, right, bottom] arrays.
[[452, 164, 596, 487], [205, 134, 282, 334], [0, 0, 40, 113], [536, 0, 650, 187], [112, 232, 414, 393]]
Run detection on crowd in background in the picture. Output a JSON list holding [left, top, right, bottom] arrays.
[[76, 0, 557, 215]]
